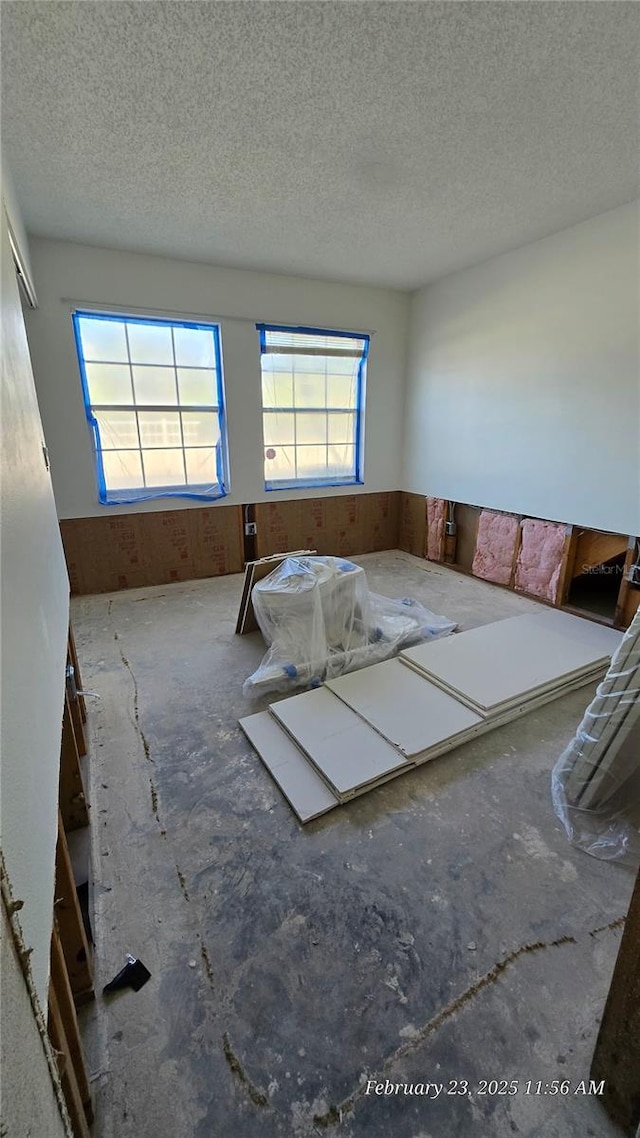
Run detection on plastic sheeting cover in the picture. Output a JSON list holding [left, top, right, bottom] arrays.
[[244, 555, 456, 696], [552, 609, 640, 864]]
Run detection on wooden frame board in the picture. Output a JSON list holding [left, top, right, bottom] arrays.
[[50, 924, 93, 1127], [59, 695, 89, 831], [55, 813, 93, 1006], [591, 863, 640, 1133]]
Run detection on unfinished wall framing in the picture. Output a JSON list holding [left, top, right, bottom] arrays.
[[397, 491, 427, 558], [59, 489, 640, 630], [472, 509, 520, 586], [397, 494, 640, 631]]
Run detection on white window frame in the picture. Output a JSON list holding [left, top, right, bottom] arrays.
[[257, 323, 369, 490]]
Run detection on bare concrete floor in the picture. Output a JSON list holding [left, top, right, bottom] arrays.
[[73, 552, 635, 1138]]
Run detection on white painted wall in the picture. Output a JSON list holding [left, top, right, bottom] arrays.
[[25, 239, 410, 519], [404, 202, 640, 535], [0, 207, 69, 1008]]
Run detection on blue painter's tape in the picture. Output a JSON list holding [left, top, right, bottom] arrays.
[[257, 324, 370, 489], [73, 311, 229, 506]]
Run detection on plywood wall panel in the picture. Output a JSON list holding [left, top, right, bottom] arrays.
[[398, 492, 427, 557], [254, 492, 400, 560], [60, 505, 244, 594]]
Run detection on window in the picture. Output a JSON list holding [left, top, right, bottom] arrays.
[[73, 311, 228, 504], [257, 324, 368, 489]]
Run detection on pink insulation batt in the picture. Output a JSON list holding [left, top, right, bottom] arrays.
[[426, 497, 446, 561], [514, 518, 566, 602], [472, 510, 519, 585]]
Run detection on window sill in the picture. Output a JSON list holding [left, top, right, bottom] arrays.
[[99, 483, 227, 506], [264, 477, 364, 493]]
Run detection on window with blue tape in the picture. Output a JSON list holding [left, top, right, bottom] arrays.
[[257, 324, 368, 490], [73, 311, 229, 505]]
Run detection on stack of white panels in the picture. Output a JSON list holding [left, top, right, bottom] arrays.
[[240, 710, 339, 822], [240, 611, 623, 824], [400, 611, 620, 718], [325, 659, 483, 760]]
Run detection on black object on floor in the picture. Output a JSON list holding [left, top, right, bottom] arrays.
[[77, 880, 93, 948], [103, 954, 151, 995]]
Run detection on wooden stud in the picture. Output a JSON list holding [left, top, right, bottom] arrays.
[[59, 695, 89, 831], [48, 984, 90, 1138], [621, 586, 640, 629], [591, 865, 640, 1134], [55, 813, 94, 1006], [507, 516, 524, 589], [50, 923, 93, 1125], [66, 667, 87, 758], [554, 526, 577, 606], [614, 539, 639, 629], [452, 504, 481, 572]]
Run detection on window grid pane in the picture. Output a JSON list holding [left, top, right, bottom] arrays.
[[260, 326, 367, 487], [142, 448, 187, 488], [171, 326, 188, 486], [75, 312, 225, 500]]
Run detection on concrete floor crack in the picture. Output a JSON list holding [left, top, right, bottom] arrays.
[[113, 628, 160, 823], [312, 918, 625, 1129], [588, 915, 625, 938], [175, 865, 190, 901], [222, 1032, 270, 1109], [199, 937, 215, 990], [114, 632, 140, 728]]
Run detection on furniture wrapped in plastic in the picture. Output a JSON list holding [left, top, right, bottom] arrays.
[[551, 609, 640, 864], [243, 555, 456, 696]]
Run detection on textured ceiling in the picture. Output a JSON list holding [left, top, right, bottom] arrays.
[[2, 1, 639, 289]]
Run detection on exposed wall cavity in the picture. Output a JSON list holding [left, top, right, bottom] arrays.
[[514, 518, 566, 603], [472, 510, 519, 586], [426, 497, 446, 561]]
